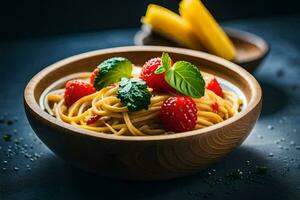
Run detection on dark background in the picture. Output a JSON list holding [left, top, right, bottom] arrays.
[[1, 1, 300, 200], [1, 0, 300, 39]]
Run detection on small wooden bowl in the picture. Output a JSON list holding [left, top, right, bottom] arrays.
[[24, 46, 262, 180], [134, 26, 269, 73]]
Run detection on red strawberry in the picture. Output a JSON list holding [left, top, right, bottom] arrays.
[[90, 68, 99, 85], [207, 78, 223, 98], [64, 80, 96, 106], [140, 57, 174, 92], [160, 96, 198, 132]]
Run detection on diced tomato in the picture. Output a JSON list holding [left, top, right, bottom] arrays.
[[86, 115, 101, 125], [207, 78, 223, 98], [211, 102, 219, 112]]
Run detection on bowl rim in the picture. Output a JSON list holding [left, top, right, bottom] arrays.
[[24, 46, 262, 142]]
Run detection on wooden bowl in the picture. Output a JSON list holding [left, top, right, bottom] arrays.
[[24, 46, 262, 180], [134, 26, 269, 73]]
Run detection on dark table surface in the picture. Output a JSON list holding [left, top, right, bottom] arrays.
[[1, 15, 300, 200]]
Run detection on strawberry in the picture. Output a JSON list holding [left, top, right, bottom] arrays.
[[90, 68, 99, 85], [160, 96, 198, 132], [64, 80, 96, 106], [140, 57, 174, 92], [207, 78, 223, 98]]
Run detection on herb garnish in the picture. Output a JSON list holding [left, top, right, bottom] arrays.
[[154, 53, 205, 98], [94, 57, 132, 90], [117, 78, 152, 111]]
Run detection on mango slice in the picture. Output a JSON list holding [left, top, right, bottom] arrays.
[[142, 4, 203, 50], [179, 0, 236, 60]]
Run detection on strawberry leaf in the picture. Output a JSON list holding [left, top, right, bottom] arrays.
[[165, 61, 205, 98]]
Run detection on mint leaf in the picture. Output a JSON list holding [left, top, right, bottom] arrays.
[[165, 61, 205, 98], [154, 65, 166, 74], [161, 52, 172, 70], [154, 52, 171, 74], [117, 78, 152, 111], [94, 57, 132, 90]]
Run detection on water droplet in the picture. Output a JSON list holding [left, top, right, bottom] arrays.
[[284, 147, 289, 150], [245, 160, 251, 166], [274, 140, 280, 144], [293, 129, 297, 133], [2, 167, 7, 171], [295, 145, 300, 150], [283, 116, 287, 121], [290, 141, 295, 146], [257, 135, 263, 139], [13, 167, 19, 171], [276, 69, 284, 77], [25, 153, 31, 158], [267, 125, 274, 130], [281, 138, 286, 142], [278, 145, 283, 149], [13, 129, 18, 134], [3, 160, 8, 164], [268, 153, 274, 157], [13, 116, 18, 122]]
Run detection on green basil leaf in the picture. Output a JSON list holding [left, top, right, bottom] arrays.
[[94, 57, 132, 90], [165, 61, 205, 98], [117, 78, 152, 111]]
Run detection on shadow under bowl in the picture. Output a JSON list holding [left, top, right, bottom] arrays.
[[24, 46, 262, 180]]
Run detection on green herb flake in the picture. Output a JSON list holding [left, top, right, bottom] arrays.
[[94, 57, 132, 90], [255, 165, 268, 174], [117, 78, 152, 112], [165, 61, 205, 98], [3, 133, 12, 142]]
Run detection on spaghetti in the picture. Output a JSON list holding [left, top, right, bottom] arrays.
[[43, 71, 241, 136]]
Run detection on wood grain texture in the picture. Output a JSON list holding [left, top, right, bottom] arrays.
[[24, 46, 262, 180], [134, 26, 269, 73]]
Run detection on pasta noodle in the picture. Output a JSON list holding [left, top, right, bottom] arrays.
[[43, 71, 241, 136]]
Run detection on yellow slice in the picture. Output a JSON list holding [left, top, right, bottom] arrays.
[[179, 0, 236, 60], [142, 4, 203, 50]]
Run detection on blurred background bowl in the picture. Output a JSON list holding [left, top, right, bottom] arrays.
[[134, 26, 269, 73]]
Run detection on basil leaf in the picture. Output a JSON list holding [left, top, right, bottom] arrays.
[[154, 52, 171, 74], [165, 61, 205, 98], [117, 78, 152, 111], [94, 57, 132, 90]]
